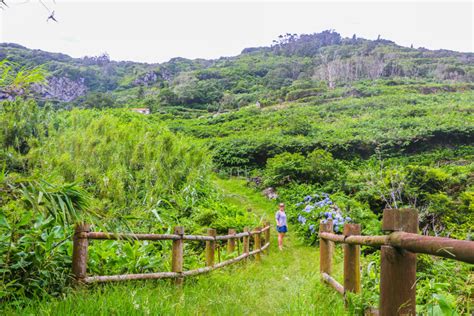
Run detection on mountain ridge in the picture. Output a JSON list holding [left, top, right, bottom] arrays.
[[1, 30, 473, 108]]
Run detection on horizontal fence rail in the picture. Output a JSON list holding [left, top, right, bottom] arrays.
[[319, 208, 474, 316], [84, 243, 270, 283], [72, 222, 271, 285], [319, 232, 474, 264]]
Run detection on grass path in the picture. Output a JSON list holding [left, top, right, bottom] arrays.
[[12, 178, 345, 315]]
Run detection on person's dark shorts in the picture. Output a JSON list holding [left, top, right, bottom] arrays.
[[277, 225, 288, 233]]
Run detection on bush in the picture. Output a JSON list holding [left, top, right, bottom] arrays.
[[264, 152, 308, 186], [263, 149, 345, 187]]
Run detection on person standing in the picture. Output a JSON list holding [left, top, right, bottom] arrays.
[[275, 203, 288, 251]]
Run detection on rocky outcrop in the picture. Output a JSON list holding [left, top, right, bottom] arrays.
[[32, 76, 88, 102], [133, 72, 159, 86], [262, 187, 278, 199]]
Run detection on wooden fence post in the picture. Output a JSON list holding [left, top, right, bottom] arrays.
[[206, 228, 216, 267], [172, 226, 184, 285], [264, 221, 270, 254], [72, 223, 90, 284], [227, 228, 236, 253], [319, 219, 334, 276], [380, 208, 418, 316], [344, 224, 361, 298], [243, 227, 250, 259], [254, 227, 262, 262]]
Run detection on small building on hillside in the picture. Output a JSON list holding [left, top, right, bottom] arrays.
[[131, 108, 150, 115]]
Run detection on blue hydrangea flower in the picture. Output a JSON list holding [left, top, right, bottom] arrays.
[[309, 224, 316, 234], [304, 205, 314, 213], [297, 215, 307, 224], [304, 195, 312, 203]]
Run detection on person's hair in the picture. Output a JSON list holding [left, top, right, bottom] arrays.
[[279, 203, 285, 207]]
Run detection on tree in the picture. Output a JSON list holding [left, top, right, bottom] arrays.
[[137, 86, 145, 99], [158, 87, 177, 106], [77, 92, 115, 109]]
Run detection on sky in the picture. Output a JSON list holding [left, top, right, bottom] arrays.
[[0, 0, 473, 63]]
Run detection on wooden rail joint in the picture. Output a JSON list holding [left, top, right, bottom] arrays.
[[72, 223, 91, 284]]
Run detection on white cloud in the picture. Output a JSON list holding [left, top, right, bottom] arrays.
[[1, 0, 472, 63]]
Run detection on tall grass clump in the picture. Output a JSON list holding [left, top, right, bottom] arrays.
[[0, 103, 258, 307]]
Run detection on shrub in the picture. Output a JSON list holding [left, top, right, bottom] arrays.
[[264, 152, 307, 186], [263, 149, 345, 187]]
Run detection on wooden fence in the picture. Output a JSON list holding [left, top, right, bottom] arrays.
[[72, 222, 271, 284], [319, 208, 474, 316]]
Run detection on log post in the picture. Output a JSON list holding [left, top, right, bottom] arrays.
[[227, 228, 236, 253], [243, 227, 250, 259], [344, 224, 361, 299], [380, 208, 418, 316], [264, 221, 270, 254], [319, 219, 334, 276], [72, 223, 90, 284], [205, 228, 216, 267], [254, 227, 262, 262], [171, 226, 184, 285]]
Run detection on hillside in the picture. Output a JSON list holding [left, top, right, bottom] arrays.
[[1, 30, 473, 314], [1, 30, 473, 110]]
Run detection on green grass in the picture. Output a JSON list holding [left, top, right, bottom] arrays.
[[213, 176, 277, 218], [10, 235, 345, 315], [6, 178, 346, 315]]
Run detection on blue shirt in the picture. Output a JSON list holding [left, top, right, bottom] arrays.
[[275, 211, 287, 226]]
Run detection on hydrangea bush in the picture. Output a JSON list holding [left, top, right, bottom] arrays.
[[294, 193, 352, 243]]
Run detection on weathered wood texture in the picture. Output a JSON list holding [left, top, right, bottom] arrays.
[[254, 227, 262, 262], [319, 220, 334, 275], [382, 208, 418, 232], [243, 227, 250, 256], [72, 223, 90, 283], [264, 221, 270, 254], [171, 226, 184, 285], [388, 232, 474, 264], [343, 224, 361, 295], [205, 228, 216, 267], [380, 208, 417, 316], [227, 229, 236, 253], [320, 232, 388, 247], [87, 232, 181, 240], [321, 272, 344, 295], [320, 231, 473, 264]]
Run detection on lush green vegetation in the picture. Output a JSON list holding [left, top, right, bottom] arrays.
[[1, 30, 473, 110], [1, 31, 473, 315], [0, 100, 260, 305]]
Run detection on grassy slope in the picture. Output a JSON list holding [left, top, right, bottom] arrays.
[[10, 178, 345, 316]]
